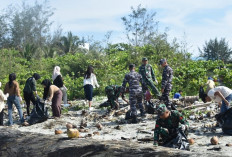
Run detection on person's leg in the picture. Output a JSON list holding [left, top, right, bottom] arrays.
[[51, 91, 62, 117], [7, 96, 13, 125], [13, 96, 24, 123], [137, 91, 145, 116], [0, 109, 4, 125], [24, 92, 31, 116], [88, 85, 93, 108], [60, 87, 68, 104], [147, 80, 160, 97]]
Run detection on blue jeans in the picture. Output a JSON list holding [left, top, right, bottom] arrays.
[[7, 95, 24, 125], [221, 94, 232, 113]]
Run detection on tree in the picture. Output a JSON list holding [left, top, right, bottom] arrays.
[[121, 4, 158, 46], [58, 32, 82, 54], [199, 38, 232, 63], [8, 1, 54, 51]]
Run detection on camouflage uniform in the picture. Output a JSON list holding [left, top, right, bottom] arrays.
[[105, 85, 124, 109], [154, 106, 189, 145], [122, 71, 144, 116], [139, 64, 160, 97], [160, 65, 174, 109]]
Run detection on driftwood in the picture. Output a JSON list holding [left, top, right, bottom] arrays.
[[178, 102, 211, 111], [137, 137, 153, 142]]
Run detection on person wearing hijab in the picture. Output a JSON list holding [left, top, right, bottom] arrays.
[[52, 66, 68, 105], [4, 73, 24, 126], [83, 66, 100, 110], [41, 79, 63, 117], [0, 82, 9, 125], [23, 73, 41, 115]]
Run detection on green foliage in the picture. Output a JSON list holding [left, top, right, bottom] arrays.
[[199, 38, 232, 63]]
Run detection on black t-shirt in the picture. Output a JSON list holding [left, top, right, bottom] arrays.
[[53, 75, 63, 88]]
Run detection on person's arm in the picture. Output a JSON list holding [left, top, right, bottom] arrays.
[[122, 74, 129, 90], [154, 120, 162, 146], [214, 91, 229, 105], [32, 78, 37, 94], [15, 82, 20, 97], [0, 90, 5, 101], [150, 66, 156, 81], [48, 86, 53, 101], [121, 93, 129, 104], [93, 74, 100, 88]]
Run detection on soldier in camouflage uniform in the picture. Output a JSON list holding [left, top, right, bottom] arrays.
[[122, 64, 145, 123], [104, 85, 129, 109], [159, 59, 175, 110], [153, 104, 189, 146], [139, 57, 160, 97]]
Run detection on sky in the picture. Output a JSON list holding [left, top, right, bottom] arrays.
[[1, 0, 232, 57]]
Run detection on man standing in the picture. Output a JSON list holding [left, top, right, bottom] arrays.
[[122, 64, 144, 123], [159, 59, 175, 110], [139, 57, 160, 97]]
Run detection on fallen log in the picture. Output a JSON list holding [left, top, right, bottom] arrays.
[[179, 102, 211, 111], [137, 137, 153, 142]]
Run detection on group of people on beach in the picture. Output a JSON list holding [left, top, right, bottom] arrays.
[[1, 57, 232, 149]]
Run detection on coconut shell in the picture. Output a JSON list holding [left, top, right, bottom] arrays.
[[96, 123, 103, 130], [66, 123, 73, 129], [55, 129, 63, 135], [93, 131, 100, 135], [188, 138, 195, 145], [210, 136, 219, 145], [67, 128, 80, 138]]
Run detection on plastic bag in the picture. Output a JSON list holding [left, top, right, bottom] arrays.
[[163, 128, 190, 150], [28, 96, 49, 125], [215, 108, 232, 135]]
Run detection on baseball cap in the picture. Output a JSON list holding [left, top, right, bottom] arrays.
[[157, 104, 167, 116], [159, 58, 167, 65], [142, 57, 148, 61]]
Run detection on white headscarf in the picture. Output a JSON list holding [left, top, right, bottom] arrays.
[[52, 66, 62, 81]]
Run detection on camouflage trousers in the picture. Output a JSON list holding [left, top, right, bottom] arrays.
[[160, 84, 175, 110], [129, 90, 144, 115], [143, 80, 160, 97], [107, 95, 119, 109]]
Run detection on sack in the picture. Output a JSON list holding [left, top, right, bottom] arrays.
[[146, 101, 156, 114], [163, 128, 190, 150], [125, 110, 138, 123], [215, 108, 232, 135], [28, 96, 49, 125]]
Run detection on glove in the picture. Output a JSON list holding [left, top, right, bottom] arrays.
[[19, 96, 23, 102], [155, 79, 158, 84], [45, 100, 52, 105], [180, 124, 186, 131]]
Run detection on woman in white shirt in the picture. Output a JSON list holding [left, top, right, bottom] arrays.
[[83, 66, 99, 110], [202, 86, 232, 113]]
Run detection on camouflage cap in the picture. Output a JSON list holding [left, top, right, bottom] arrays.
[[142, 57, 148, 61], [157, 104, 167, 116]]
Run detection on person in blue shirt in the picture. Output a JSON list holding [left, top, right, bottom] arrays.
[[174, 90, 182, 99]]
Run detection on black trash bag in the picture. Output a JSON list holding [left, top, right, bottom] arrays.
[[215, 108, 232, 135], [28, 96, 49, 125], [146, 101, 156, 114], [99, 101, 111, 108], [125, 110, 138, 123], [163, 128, 190, 150]]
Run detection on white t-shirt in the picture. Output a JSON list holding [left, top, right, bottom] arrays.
[[83, 73, 100, 88], [207, 86, 232, 103]]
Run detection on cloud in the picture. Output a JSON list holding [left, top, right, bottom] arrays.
[[1, 0, 232, 57]]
